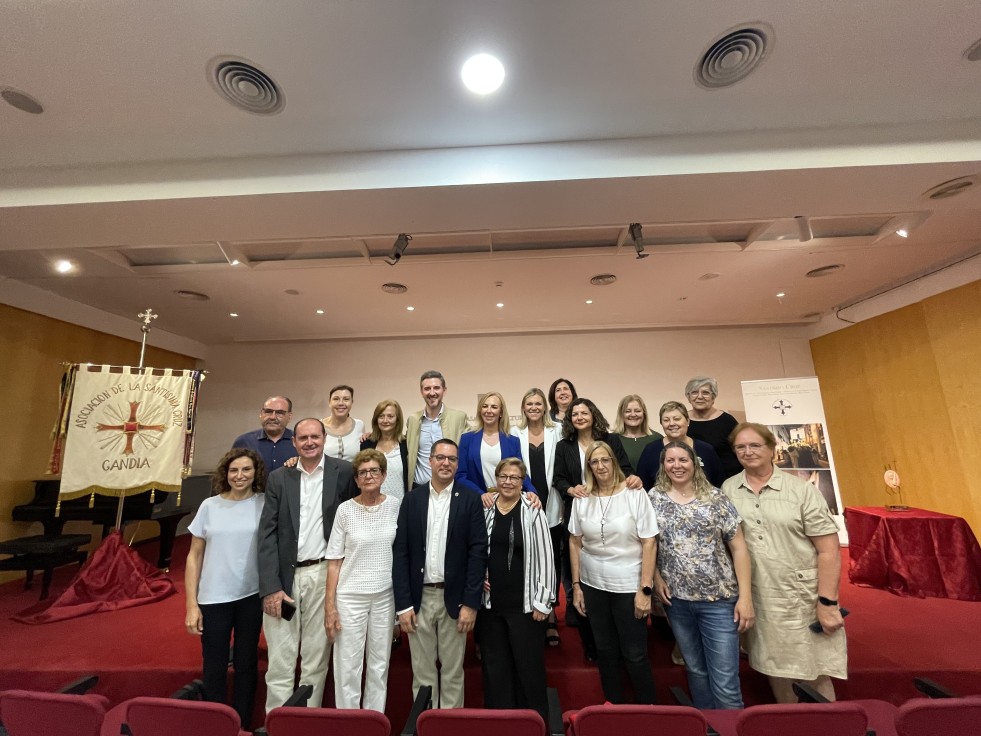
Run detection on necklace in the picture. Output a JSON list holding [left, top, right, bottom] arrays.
[[596, 489, 616, 544], [496, 497, 520, 515]]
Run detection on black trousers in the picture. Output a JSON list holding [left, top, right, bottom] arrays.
[[476, 608, 549, 722], [581, 584, 656, 704], [200, 593, 263, 728]]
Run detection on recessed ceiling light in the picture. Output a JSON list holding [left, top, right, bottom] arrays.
[[461, 54, 505, 95], [585, 300, 593, 305], [230, 259, 241, 266], [496, 302, 504, 308], [229, 312, 239, 318], [54, 259, 74, 274], [406, 306, 415, 311], [776, 292, 786, 298], [895, 229, 909, 238], [316, 309, 324, 315], [1, 87, 44, 114]]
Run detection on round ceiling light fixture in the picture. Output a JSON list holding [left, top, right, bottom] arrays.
[[461, 53, 505, 95], [695, 23, 773, 89], [208, 56, 285, 115], [1, 87, 44, 114], [54, 259, 75, 274], [382, 282, 409, 294], [589, 273, 617, 286]]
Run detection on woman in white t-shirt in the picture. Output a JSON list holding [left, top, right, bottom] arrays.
[[321, 384, 365, 462], [184, 448, 266, 729], [569, 441, 659, 704], [325, 448, 401, 712]]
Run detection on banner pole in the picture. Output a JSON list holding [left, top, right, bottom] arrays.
[[114, 308, 158, 531]]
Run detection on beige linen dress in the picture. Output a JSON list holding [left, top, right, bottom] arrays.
[[722, 468, 847, 680]]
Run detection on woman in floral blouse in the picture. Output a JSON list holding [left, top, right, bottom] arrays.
[[650, 441, 755, 709]]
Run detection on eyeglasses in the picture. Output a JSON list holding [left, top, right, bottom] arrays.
[[356, 468, 383, 477], [261, 408, 289, 416], [588, 457, 613, 467], [733, 443, 766, 454], [496, 474, 522, 484], [433, 454, 458, 464], [688, 389, 714, 398]]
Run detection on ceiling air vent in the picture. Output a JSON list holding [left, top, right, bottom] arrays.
[[590, 273, 617, 286], [174, 290, 210, 301], [923, 176, 978, 200], [382, 283, 408, 294], [208, 57, 284, 115], [695, 24, 773, 89], [1, 87, 43, 114], [805, 264, 844, 278]]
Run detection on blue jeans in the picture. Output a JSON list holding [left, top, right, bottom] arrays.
[[666, 597, 743, 709]]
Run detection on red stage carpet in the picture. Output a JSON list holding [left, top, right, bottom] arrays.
[[2, 534, 980, 731]]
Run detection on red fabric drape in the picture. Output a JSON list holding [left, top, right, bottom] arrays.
[[845, 506, 981, 600], [12, 531, 176, 624]]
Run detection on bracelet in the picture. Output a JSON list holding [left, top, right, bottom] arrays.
[[572, 581, 581, 587], [818, 595, 839, 607]]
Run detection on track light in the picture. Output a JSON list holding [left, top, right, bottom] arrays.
[[629, 223, 649, 259], [795, 216, 812, 242], [385, 233, 412, 266]]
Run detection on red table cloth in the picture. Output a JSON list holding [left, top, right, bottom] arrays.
[[845, 506, 981, 601]]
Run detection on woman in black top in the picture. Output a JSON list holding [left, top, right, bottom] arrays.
[[547, 377, 578, 423]]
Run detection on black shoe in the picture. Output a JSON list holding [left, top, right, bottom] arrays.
[[565, 607, 579, 628]]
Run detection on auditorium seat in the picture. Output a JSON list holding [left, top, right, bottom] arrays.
[[895, 696, 981, 736], [570, 704, 710, 736], [0, 689, 109, 736], [100, 696, 247, 736], [264, 706, 391, 736], [733, 702, 869, 736], [417, 708, 545, 736]]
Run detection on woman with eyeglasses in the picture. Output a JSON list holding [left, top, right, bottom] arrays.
[[324, 449, 401, 711], [722, 423, 846, 703], [360, 399, 409, 502], [554, 398, 642, 658], [636, 401, 725, 490], [569, 441, 658, 703], [684, 376, 741, 479], [476, 457, 555, 722], [650, 441, 754, 709], [321, 384, 365, 462]]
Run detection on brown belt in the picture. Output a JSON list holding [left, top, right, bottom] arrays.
[[423, 582, 445, 589], [296, 557, 326, 568]]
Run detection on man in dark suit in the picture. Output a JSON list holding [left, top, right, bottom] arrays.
[[393, 438, 488, 708], [258, 417, 355, 711]]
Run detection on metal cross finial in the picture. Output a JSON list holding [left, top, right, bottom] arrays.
[[138, 308, 158, 333]]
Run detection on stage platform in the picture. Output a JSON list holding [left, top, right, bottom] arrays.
[[2, 534, 979, 731]]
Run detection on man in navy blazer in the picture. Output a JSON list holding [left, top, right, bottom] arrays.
[[258, 418, 356, 711], [393, 438, 488, 708]]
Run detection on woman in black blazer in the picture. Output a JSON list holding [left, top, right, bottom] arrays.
[[553, 398, 643, 660], [360, 399, 409, 500]]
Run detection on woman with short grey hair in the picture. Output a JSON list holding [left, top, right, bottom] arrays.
[[685, 376, 740, 479]]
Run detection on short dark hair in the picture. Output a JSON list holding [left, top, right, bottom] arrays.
[[561, 398, 608, 441], [329, 385, 354, 399], [548, 378, 578, 416], [213, 448, 267, 495], [420, 370, 446, 388], [431, 438, 459, 455], [293, 417, 326, 435], [265, 395, 293, 412]]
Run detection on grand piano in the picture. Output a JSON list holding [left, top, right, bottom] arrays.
[[12, 475, 211, 569]]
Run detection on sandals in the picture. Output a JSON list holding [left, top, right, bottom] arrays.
[[546, 625, 560, 646]]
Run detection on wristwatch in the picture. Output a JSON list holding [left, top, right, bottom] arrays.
[[641, 585, 653, 596], [818, 595, 839, 607]]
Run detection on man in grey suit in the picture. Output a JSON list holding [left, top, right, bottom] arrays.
[[258, 417, 355, 711]]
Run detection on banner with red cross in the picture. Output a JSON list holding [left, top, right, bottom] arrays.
[[57, 365, 201, 500]]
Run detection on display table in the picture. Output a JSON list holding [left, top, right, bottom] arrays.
[[845, 506, 981, 600]]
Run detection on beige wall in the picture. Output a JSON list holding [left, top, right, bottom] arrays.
[[191, 326, 816, 470], [0, 304, 197, 581], [811, 279, 981, 536]]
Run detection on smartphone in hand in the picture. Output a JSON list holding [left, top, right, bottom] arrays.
[[809, 607, 849, 633], [281, 600, 297, 621]]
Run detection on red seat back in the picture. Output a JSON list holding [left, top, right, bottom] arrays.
[[0, 690, 108, 736], [417, 708, 545, 736], [265, 706, 391, 736], [736, 702, 869, 736], [572, 704, 708, 736], [105, 696, 242, 736], [896, 697, 981, 736]]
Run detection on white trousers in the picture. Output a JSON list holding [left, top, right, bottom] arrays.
[[409, 586, 466, 708], [333, 588, 396, 712], [263, 562, 332, 711]]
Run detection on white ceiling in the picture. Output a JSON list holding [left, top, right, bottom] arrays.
[[1, 0, 980, 347]]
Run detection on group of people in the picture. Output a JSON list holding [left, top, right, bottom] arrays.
[[184, 372, 847, 728]]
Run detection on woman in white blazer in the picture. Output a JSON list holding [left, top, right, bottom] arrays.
[[511, 387, 563, 645]]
